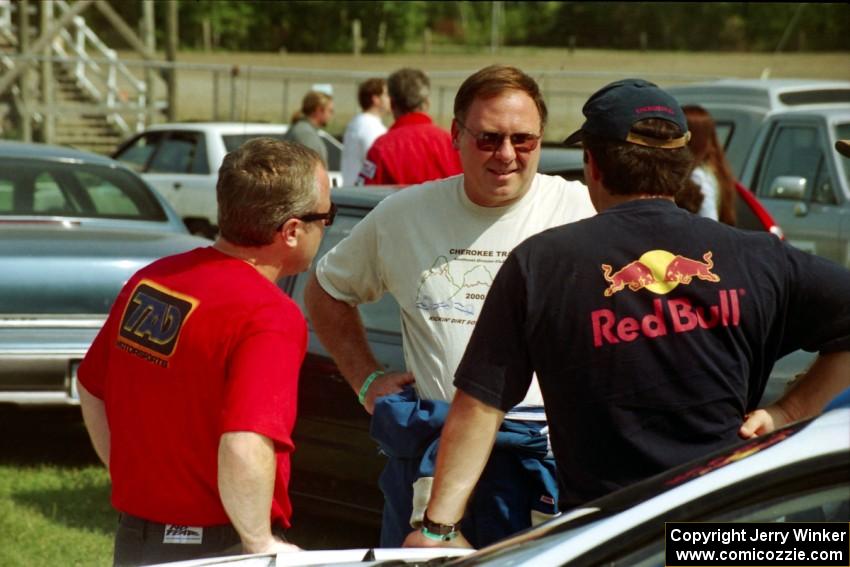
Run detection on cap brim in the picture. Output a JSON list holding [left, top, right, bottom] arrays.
[[836, 139, 850, 158], [562, 129, 583, 147]]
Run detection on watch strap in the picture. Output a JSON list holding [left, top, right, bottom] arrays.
[[422, 510, 460, 536]]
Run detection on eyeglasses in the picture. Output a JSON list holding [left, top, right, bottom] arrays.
[[297, 202, 337, 226], [279, 202, 337, 230], [458, 122, 541, 153]]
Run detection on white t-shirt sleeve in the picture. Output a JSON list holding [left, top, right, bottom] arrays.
[[362, 115, 387, 149], [693, 167, 719, 221], [341, 114, 387, 187], [315, 205, 387, 306]]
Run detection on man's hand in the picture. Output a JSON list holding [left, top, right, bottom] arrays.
[[740, 351, 850, 439], [243, 536, 301, 555], [362, 371, 415, 414], [739, 406, 790, 439], [402, 529, 472, 549]]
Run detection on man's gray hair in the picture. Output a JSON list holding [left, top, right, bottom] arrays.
[[217, 138, 322, 246], [388, 68, 430, 114]]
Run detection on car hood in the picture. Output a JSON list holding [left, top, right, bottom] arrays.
[[0, 224, 208, 315]]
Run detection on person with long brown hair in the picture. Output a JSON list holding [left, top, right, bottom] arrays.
[[683, 105, 737, 225]]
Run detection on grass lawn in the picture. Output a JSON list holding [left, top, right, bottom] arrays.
[[0, 406, 380, 564], [0, 407, 115, 566], [0, 465, 114, 566]]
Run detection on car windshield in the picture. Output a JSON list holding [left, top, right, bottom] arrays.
[[222, 133, 286, 152], [835, 122, 850, 185], [0, 158, 168, 221]]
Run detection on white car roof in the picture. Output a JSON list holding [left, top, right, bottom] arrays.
[[668, 79, 850, 112], [141, 122, 289, 134]]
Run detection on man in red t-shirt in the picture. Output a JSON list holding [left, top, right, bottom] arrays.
[[78, 138, 333, 566], [357, 68, 462, 186]]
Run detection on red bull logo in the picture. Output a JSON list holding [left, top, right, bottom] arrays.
[[592, 250, 742, 348], [601, 250, 719, 297], [591, 289, 744, 347]]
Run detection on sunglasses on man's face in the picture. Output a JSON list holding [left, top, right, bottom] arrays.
[[279, 202, 337, 231], [458, 122, 541, 153]]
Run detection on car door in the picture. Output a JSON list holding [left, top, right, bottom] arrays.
[[695, 106, 766, 178], [142, 130, 214, 224], [318, 131, 344, 188], [748, 118, 844, 264], [281, 202, 403, 522]]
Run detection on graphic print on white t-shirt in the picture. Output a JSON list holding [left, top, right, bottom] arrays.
[[415, 247, 511, 325]]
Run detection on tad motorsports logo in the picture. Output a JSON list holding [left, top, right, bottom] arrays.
[[117, 279, 199, 366], [602, 250, 719, 297]]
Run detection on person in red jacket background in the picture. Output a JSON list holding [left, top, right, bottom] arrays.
[[358, 68, 462, 186]]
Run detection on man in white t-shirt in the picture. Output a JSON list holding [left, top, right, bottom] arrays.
[[341, 78, 390, 186], [305, 65, 596, 548]]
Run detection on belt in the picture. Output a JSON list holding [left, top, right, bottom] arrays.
[[118, 513, 288, 544]]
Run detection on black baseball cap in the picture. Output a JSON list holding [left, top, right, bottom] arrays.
[[563, 78, 690, 149]]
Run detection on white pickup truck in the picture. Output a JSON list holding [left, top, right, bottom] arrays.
[[112, 122, 344, 238]]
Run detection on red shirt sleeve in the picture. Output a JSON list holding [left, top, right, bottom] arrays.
[[362, 144, 390, 185], [77, 290, 127, 400], [219, 303, 306, 451]]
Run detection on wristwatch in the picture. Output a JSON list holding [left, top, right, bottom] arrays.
[[422, 510, 460, 541]]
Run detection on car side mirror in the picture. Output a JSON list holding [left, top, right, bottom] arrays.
[[768, 176, 806, 200]]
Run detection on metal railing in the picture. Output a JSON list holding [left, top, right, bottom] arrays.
[[52, 0, 146, 133], [0, 0, 14, 46], [3, 52, 726, 144]]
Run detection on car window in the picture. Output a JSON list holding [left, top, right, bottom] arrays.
[[114, 132, 164, 172], [835, 122, 850, 189], [756, 125, 823, 201], [148, 132, 203, 174], [33, 172, 71, 212], [607, 481, 849, 567], [76, 171, 146, 216], [0, 178, 11, 210], [322, 137, 342, 171], [190, 134, 210, 174], [715, 121, 734, 150], [0, 158, 168, 221], [812, 154, 837, 205], [288, 208, 400, 335]]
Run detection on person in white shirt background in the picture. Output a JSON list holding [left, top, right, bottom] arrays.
[[341, 78, 390, 186]]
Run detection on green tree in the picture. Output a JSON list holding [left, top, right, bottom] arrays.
[[80, 1, 850, 53]]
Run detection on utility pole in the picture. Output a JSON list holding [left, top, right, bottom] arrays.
[[490, 1, 502, 55], [143, 0, 155, 127], [18, 0, 32, 141], [165, 0, 178, 122], [352, 19, 362, 56], [40, 0, 54, 143]]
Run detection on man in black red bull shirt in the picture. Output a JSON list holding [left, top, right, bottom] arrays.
[[404, 78, 850, 548]]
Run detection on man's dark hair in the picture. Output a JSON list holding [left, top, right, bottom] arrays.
[[217, 138, 322, 247], [454, 65, 547, 130], [358, 78, 386, 111], [387, 68, 429, 114], [583, 119, 693, 197]]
